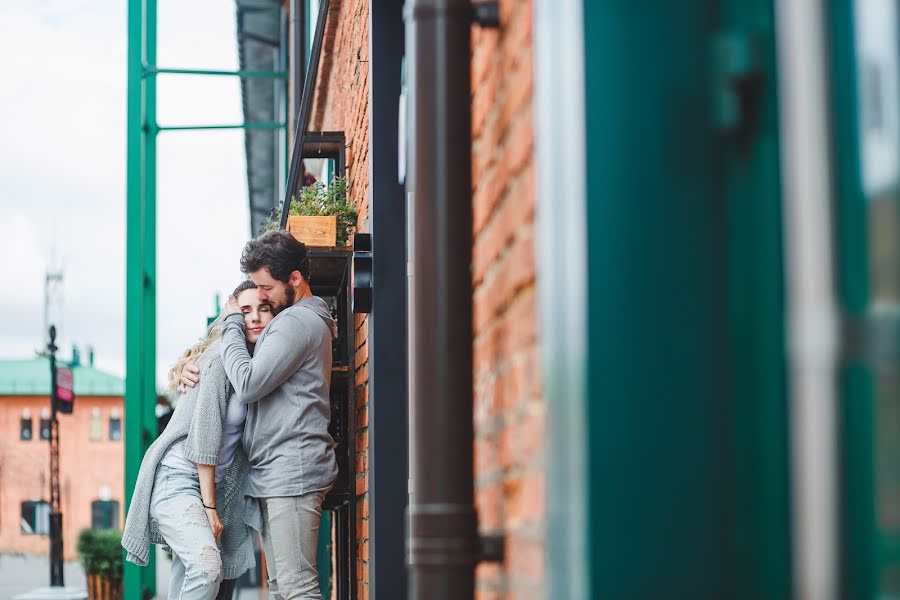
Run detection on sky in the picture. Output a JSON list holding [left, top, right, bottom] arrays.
[[0, 0, 253, 388]]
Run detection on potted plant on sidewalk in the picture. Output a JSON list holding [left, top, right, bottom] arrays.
[[264, 176, 358, 247], [77, 529, 123, 600]]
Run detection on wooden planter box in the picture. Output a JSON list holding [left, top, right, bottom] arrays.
[[287, 215, 338, 247], [86, 574, 122, 600]]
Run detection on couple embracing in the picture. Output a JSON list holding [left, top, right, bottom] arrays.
[[122, 231, 338, 600]]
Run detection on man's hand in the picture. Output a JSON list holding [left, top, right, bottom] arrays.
[[221, 294, 240, 317], [178, 363, 200, 393]]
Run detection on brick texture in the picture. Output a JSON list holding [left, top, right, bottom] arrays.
[[0, 396, 125, 560], [471, 2, 545, 598], [306, 0, 545, 597]]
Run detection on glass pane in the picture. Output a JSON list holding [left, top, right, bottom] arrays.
[[301, 157, 336, 187], [881, 564, 900, 595], [35, 502, 49, 535], [90, 414, 102, 442], [877, 372, 900, 531], [854, 0, 900, 199], [109, 418, 122, 441], [855, 0, 900, 305], [868, 192, 900, 304]]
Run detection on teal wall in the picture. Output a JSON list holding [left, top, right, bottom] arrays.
[[579, 2, 789, 596]]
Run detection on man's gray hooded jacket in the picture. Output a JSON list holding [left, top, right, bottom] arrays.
[[220, 295, 338, 499]]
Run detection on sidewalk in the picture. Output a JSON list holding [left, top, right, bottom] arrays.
[[0, 552, 261, 600], [0, 554, 86, 599]]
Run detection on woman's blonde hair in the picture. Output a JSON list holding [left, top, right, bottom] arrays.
[[166, 280, 258, 391]]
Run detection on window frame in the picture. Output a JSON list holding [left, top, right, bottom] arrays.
[[91, 499, 120, 531], [20, 500, 50, 535], [20, 417, 33, 441]]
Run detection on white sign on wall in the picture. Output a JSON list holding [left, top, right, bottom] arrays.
[[854, 0, 900, 197]]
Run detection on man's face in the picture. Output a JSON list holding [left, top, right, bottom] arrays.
[[249, 268, 295, 314]]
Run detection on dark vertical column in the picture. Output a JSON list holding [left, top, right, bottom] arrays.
[[368, 0, 408, 599], [405, 0, 476, 599], [48, 326, 63, 587]]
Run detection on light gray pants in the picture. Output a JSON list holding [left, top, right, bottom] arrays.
[[260, 493, 325, 600], [150, 466, 224, 600]]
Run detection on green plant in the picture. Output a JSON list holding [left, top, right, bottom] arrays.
[[264, 176, 358, 245], [77, 528, 123, 580]]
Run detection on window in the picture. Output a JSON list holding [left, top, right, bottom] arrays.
[[109, 408, 122, 441], [91, 500, 119, 530], [89, 407, 102, 442], [39, 408, 51, 441], [20, 409, 32, 441], [21, 500, 49, 535]]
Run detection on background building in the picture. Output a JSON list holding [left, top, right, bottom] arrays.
[[0, 353, 124, 561]]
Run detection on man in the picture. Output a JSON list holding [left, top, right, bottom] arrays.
[[184, 231, 338, 599]]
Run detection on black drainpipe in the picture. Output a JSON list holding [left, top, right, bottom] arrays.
[[405, 2, 501, 599]]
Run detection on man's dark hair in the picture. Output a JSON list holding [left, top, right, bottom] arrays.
[[240, 231, 311, 283]]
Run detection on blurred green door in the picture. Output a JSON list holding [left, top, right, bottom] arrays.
[[830, 1, 900, 597], [581, 0, 789, 597]]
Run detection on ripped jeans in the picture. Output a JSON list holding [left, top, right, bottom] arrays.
[[151, 466, 223, 600]]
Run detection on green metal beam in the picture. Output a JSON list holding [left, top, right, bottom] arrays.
[[145, 66, 286, 79], [124, 5, 289, 600], [317, 510, 332, 597], [155, 122, 286, 132], [720, 3, 791, 599], [125, 0, 157, 597], [827, 2, 878, 598]]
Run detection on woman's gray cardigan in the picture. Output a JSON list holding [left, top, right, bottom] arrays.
[[121, 341, 256, 579]]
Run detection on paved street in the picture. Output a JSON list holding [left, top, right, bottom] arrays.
[[0, 554, 85, 599], [0, 552, 261, 600]]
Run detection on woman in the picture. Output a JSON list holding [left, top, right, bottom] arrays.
[[122, 281, 274, 599]]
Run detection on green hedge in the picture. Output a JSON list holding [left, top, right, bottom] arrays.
[[77, 529, 123, 580]]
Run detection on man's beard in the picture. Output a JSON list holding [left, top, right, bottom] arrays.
[[273, 285, 295, 315], [284, 285, 296, 308]]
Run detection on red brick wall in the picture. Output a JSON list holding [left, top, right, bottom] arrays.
[[0, 396, 125, 560], [471, 1, 545, 599], [305, 1, 371, 597]]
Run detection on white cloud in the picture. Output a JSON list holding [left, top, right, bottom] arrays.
[[0, 1, 252, 387]]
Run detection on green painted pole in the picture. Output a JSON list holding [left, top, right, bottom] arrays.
[[582, 2, 732, 596], [720, 3, 791, 598], [145, 67, 286, 78], [317, 510, 332, 598], [125, 0, 157, 596], [155, 122, 286, 131], [828, 2, 878, 597]]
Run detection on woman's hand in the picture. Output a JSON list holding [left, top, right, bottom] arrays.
[[197, 464, 221, 540], [205, 507, 223, 541], [221, 294, 240, 317], [178, 363, 200, 393]]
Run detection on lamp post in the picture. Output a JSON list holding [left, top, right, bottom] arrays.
[[47, 325, 64, 587]]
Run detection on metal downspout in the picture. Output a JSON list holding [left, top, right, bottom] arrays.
[[405, 0, 478, 598]]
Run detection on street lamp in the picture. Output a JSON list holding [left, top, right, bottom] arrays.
[[47, 325, 64, 587]]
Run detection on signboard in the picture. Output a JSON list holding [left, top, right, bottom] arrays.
[[56, 366, 74, 414]]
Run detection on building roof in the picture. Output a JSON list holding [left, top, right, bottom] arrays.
[[236, 0, 285, 236], [0, 357, 123, 397]]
